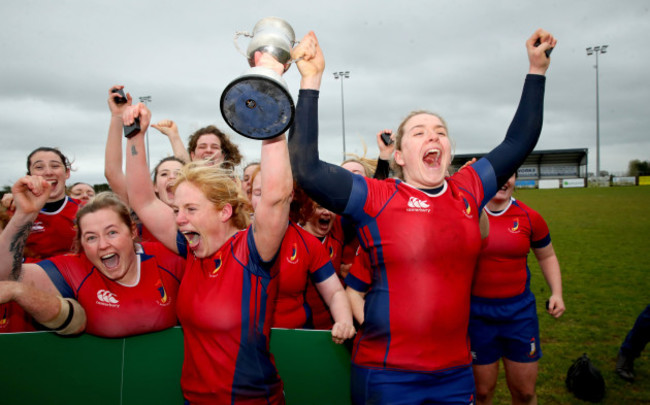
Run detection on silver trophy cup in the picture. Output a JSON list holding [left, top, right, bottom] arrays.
[[220, 17, 296, 139]]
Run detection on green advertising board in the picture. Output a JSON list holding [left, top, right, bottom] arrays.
[[0, 327, 351, 404]]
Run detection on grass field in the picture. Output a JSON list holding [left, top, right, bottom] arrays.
[[490, 185, 650, 404]]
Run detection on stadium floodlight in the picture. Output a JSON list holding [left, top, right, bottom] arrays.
[[333, 71, 350, 161], [586, 45, 608, 178]]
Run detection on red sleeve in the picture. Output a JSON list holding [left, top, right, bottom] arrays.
[[515, 200, 550, 247], [141, 242, 186, 280], [345, 246, 372, 292]]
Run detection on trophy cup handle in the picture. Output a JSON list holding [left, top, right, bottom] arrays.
[[285, 40, 304, 65], [233, 31, 253, 58]]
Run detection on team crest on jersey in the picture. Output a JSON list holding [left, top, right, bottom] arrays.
[[96, 289, 120, 308], [406, 197, 431, 213], [528, 337, 537, 357], [155, 279, 170, 305], [508, 218, 521, 233], [460, 194, 473, 218], [31, 221, 45, 233], [211, 252, 223, 277], [328, 245, 334, 258], [286, 243, 299, 264]]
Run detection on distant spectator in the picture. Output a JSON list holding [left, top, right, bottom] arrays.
[[68, 182, 95, 205], [187, 125, 242, 170], [242, 161, 260, 201]]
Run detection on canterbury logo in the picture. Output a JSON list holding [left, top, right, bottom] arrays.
[[97, 290, 119, 304], [407, 197, 430, 209]]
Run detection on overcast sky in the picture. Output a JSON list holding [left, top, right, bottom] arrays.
[[1, 0, 648, 187]]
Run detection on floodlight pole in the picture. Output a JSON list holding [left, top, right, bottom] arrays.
[[586, 45, 608, 178], [333, 71, 350, 161], [139, 96, 152, 170]]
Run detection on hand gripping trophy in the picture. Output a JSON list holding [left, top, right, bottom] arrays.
[[220, 17, 297, 139]]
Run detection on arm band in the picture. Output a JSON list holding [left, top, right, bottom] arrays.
[[41, 296, 86, 335]]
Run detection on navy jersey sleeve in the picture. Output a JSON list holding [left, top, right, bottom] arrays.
[[36, 260, 75, 299], [289, 89, 353, 214], [245, 226, 278, 273], [482, 74, 546, 190], [311, 262, 336, 284]]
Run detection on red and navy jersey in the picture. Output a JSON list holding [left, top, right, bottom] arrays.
[[138, 223, 161, 244], [24, 197, 80, 261], [346, 245, 372, 289], [472, 198, 551, 299], [273, 222, 335, 329], [0, 303, 37, 333], [37, 242, 185, 338], [304, 219, 344, 330], [344, 168, 485, 372], [341, 236, 359, 268], [175, 227, 284, 404]]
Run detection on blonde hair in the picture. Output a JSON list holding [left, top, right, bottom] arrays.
[[172, 161, 252, 230], [390, 110, 454, 180], [341, 157, 377, 178], [341, 140, 377, 177]]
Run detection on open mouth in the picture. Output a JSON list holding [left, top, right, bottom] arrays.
[[165, 184, 174, 201], [423, 149, 441, 168], [318, 217, 331, 227], [101, 253, 120, 270], [182, 231, 201, 249]]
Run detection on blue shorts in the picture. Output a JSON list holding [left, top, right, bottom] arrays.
[[469, 292, 541, 365], [351, 364, 476, 405]]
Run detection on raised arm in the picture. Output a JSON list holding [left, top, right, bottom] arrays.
[[0, 177, 72, 306], [124, 104, 180, 253], [288, 32, 354, 214], [250, 52, 293, 262], [374, 129, 394, 180], [481, 29, 556, 193], [251, 134, 292, 261], [0, 176, 50, 280], [104, 85, 132, 203], [151, 119, 191, 162]]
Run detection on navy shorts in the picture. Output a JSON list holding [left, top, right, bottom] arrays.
[[351, 364, 476, 405], [469, 293, 541, 365]]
